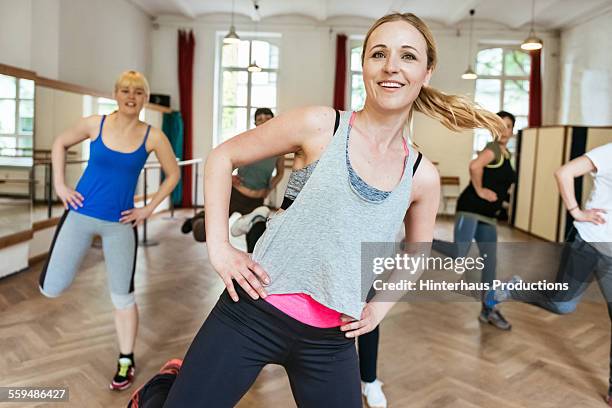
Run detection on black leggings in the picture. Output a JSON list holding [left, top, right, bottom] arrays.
[[246, 220, 267, 253], [163, 286, 362, 408], [358, 326, 379, 382], [358, 286, 380, 383], [132, 329, 379, 408]]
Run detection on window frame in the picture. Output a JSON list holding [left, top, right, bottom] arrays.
[[347, 36, 365, 111], [0, 75, 35, 157], [214, 33, 281, 147], [473, 46, 530, 156]]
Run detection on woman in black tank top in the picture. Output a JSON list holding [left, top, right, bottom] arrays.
[[433, 111, 517, 330]]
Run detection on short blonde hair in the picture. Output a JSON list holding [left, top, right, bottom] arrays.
[[114, 70, 150, 98]]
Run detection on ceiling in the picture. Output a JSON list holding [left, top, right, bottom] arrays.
[[130, 0, 612, 29]]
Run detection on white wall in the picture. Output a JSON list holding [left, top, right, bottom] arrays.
[[31, 0, 60, 78], [559, 7, 612, 126], [0, 0, 32, 69], [151, 14, 560, 195], [0, 0, 151, 91], [57, 0, 152, 92]]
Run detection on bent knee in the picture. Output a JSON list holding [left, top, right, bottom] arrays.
[[111, 292, 136, 309], [38, 284, 64, 299]]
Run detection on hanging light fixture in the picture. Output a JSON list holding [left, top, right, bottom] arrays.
[[521, 0, 543, 50], [247, 62, 262, 72], [461, 9, 478, 80], [247, 1, 262, 72], [224, 0, 240, 44]]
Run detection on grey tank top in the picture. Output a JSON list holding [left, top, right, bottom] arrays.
[[252, 110, 417, 319]]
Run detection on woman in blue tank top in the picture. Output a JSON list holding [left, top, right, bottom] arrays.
[[39, 70, 179, 391]]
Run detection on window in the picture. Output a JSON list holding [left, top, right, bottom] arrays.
[[97, 97, 118, 115], [217, 37, 279, 145], [473, 47, 530, 155], [349, 40, 365, 111], [0, 74, 34, 156]]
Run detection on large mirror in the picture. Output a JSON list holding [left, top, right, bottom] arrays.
[[0, 65, 170, 248], [0, 71, 34, 238], [32, 82, 167, 223], [32, 85, 90, 221]]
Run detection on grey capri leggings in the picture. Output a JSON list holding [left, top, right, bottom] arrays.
[[39, 210, 138, 309]]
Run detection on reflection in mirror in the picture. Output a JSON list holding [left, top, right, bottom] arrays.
[[32, 87, 97, 222], [0, 73, 33, 238]]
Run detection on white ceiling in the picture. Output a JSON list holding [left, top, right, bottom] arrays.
[[130, 0, 612, 29]]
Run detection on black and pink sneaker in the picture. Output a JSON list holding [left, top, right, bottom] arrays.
[[110, 357, 135, 391]]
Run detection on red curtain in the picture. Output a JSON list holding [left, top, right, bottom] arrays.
[[178, 30, 195, 207], [528, 49, 542, 127], [333, 34, 347, 111]]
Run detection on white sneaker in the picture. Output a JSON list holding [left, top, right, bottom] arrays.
[[362, 379, 387, 408], [230, 206, 271, 237]]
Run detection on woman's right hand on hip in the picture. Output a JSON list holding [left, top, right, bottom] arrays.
[[570, 207, 606, 225], [209, 242, 270, 302], [476, 187, 498, 202], [55, 183, 84, 210]]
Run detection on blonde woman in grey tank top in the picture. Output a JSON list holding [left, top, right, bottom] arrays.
[[164, 13, 507, 408]]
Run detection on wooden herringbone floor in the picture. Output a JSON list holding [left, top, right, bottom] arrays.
[[0, 212, 610, 407]]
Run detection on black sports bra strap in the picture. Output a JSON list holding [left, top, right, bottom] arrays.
[[412, 152, 423, 177], [333, 109, 340, 135]]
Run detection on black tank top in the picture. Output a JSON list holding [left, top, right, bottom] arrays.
[[456, 142, 516, 218]]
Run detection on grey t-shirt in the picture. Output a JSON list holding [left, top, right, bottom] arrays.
[[237, 157, 277, 190]]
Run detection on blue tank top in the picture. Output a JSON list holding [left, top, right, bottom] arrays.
[[74, 115, 151, 222]]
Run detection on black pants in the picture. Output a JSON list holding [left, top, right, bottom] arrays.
[[358, 326, 379, 382], [246, 220, 267, 253], [358, 286, 379, 383], [163, 286, 362, 407], [192, 187, 265, 242]]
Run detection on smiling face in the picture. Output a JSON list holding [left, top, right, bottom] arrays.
[[113, 71, 150, 116], [115, 85, 147, 115], [362, 20, 432, 113]]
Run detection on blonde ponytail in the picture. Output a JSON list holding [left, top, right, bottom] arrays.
[[415, 86, 506, 139]]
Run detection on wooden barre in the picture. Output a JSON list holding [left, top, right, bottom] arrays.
[[440, 176, 460, 185]]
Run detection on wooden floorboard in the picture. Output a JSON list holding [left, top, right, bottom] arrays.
[[0, 211, 609, 407]]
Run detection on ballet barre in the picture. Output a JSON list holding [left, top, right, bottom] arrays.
[[139, 158, 203, 246], [33, 159, 88, 219], [31, 157, 203, 246]]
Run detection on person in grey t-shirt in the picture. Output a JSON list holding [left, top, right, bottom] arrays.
[[181, 108, 285, 252]]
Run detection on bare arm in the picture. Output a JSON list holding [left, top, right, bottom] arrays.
[[120, 128, 180, 225], [51, 115, 100, 209], [469, 148, 497, 202], [554, 155, 606, 224], [205, 106, 335, 301], [341, 157, 441, 338]]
